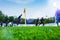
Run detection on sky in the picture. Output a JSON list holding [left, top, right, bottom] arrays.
[[0, 0, 60, 19]]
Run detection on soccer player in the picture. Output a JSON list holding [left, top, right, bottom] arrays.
[[40, 17, 44, 26], [55, 9, 60, 26]]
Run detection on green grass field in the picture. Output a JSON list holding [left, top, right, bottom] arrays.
[[0, 26, 60, 40]]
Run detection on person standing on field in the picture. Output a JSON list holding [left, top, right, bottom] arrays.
[[35, 18, 39, 26], [40, 17, 45, 26]]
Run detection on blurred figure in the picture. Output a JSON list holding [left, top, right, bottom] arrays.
[[0, 21, 3, 26], [35, 18, 39, 26], [56, 16, 60, 26], [18, 14, 22, 20], [55, 9, 60, 26], [40, 17, 45, 26], [5, 20, 9, 26], [16, 14, 22, 26]]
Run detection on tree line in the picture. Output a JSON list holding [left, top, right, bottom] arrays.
[[0, 10, 55, 26]]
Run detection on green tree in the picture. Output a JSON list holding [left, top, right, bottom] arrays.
[[45, 17, 55, 23], [0, 11, 5, 22], [9, 16, 14, 22]]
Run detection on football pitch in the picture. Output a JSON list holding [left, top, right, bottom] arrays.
[[0, 26, 60, 40]]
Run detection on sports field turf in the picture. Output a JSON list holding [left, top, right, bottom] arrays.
[[0, 26, 60, 40]]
